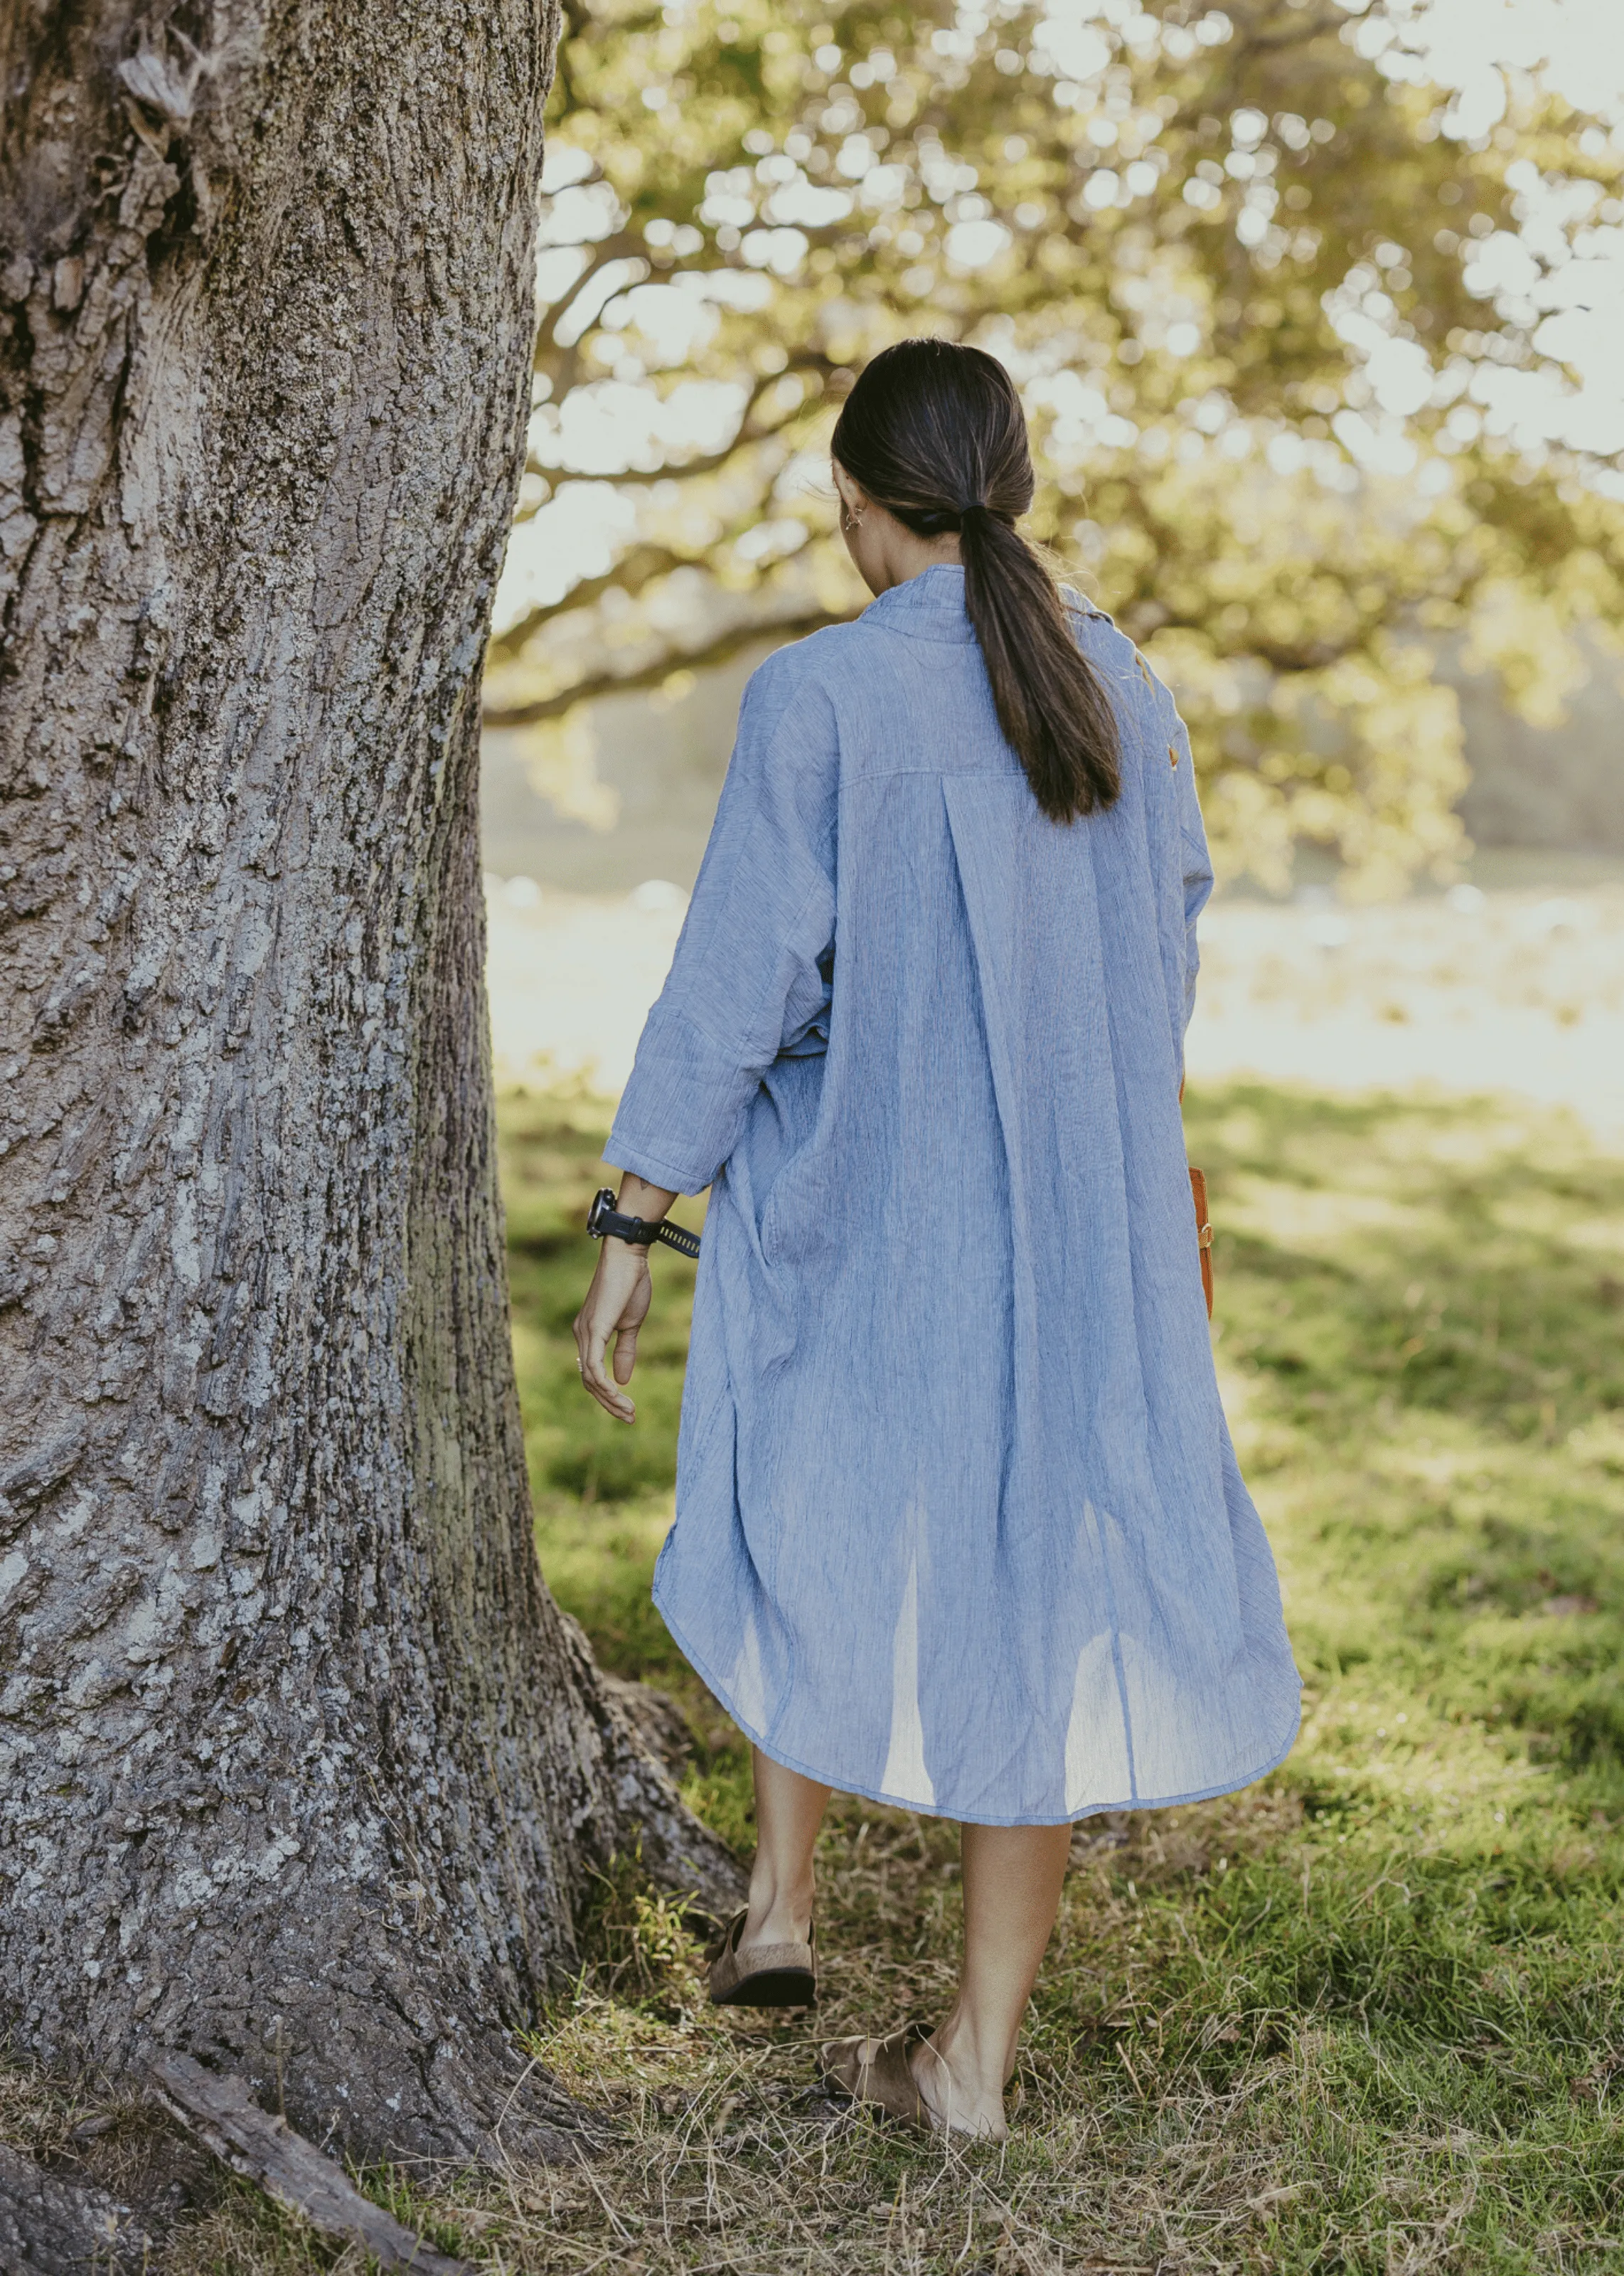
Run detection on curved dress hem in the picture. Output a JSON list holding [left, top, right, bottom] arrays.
[[653, 1582, 1304, 1829]]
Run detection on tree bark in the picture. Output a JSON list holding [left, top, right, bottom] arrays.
[[0, 0, 741, 2165]]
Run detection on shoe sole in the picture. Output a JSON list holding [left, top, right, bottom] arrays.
[[710, 1969, 817, 2009]]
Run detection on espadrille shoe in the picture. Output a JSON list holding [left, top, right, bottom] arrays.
[[819, 2022, 934, 2130], [707, 1908, 816, 2008]]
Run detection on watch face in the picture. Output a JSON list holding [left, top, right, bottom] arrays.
[[587, 1187, 616, 1236]]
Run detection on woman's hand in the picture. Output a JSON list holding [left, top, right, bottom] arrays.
[[574, 1239, 654, 1422], [574, 1172, 678, 1422]]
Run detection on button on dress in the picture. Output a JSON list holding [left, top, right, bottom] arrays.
[[607, 564, 1300, 1825]]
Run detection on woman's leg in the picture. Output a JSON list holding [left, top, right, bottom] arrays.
[[741, 1746, 830, 1947], [911, 1822, 1072, 2138]]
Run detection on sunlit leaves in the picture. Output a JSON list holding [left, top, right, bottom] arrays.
[[497, 0, 1624, 891]]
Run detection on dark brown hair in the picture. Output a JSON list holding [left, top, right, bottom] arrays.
[[832, 338, 1120, 821]]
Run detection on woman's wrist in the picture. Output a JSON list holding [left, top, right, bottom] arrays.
[[614, 1172, 678, 1228]]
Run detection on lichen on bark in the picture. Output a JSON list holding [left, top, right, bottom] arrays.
[[0, 0, 741, 2163]]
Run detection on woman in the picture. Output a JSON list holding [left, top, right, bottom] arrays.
[[574, 338, 1300, 2140]]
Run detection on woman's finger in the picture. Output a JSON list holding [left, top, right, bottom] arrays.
[[572, 1252, 649, 1422], [579, 1312, 634, 1420]]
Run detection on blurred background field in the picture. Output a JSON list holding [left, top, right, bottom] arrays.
[[486, 861, 1624, 1143]]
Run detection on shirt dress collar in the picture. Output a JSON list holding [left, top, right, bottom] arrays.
[[860, 562, 1100, 643], [860, 563, 978, 643]]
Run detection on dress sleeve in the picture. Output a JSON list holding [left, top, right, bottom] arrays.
[[1170, 706, 1214, 1038], [607, 653, 839, 1196]]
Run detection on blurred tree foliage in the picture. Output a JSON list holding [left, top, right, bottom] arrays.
[[485, 0, 1624, 892]]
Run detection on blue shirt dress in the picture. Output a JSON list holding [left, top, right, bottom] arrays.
[[608, 564, 1300, 1826]]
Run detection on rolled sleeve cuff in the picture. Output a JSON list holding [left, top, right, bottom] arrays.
[[606, 1006, 758, 1196], [604, 1135, 712, 1196]]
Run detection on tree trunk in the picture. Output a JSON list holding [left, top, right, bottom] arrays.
[[0, 0, 740, 2165]]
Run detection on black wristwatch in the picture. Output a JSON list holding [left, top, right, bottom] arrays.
[[587, 1187, 702, 1260]]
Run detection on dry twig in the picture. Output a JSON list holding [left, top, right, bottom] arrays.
[[150, 2055, 474, 2275]]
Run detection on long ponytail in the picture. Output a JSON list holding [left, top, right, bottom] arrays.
[[831, 339, 1120, 821]]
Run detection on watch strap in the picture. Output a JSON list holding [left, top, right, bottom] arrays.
[[587, 1187, 702, 1259]]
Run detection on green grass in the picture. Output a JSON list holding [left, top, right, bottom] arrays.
[[496, 1080, 1624, 2272]]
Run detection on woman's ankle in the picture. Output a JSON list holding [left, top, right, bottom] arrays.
[[742, 1873, 814, 1945], [926, 2015, 1013, 2102]]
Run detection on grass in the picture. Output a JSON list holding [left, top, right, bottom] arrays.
[[496, 1080, 1624, 2273], [16, 1079, 1624, 2270]]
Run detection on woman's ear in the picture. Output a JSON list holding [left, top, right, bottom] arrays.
[[832, 461, 867, 522]]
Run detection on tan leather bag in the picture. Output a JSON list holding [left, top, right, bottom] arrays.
[[1189, 1165, 1214, 1319], [1178, 1079, 1214, 1319]]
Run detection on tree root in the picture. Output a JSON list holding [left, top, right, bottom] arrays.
[[0, 2139, 158, 2275], [566, 1629, 750, 1932]]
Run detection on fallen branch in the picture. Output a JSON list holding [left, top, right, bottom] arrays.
[[0, 2139, 156, 2275], [149, 2056, 476, 2275]]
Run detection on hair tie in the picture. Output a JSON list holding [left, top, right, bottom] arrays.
[[958, 497, 988, 516]]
